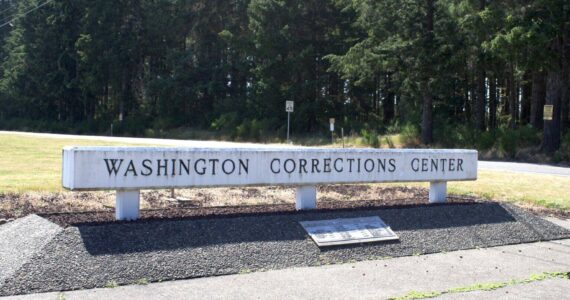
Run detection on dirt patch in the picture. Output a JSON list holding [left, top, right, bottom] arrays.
[[1, 185, 567, 224]]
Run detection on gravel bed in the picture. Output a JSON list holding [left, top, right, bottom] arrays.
[[0, 202, 569, 296]]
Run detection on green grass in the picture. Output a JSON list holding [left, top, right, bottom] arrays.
[[0, 134, 144, 192], [390, 271, 569, 300], [0, 133, 569, 213]]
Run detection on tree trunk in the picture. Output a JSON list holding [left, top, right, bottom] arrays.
[[474, 0, 486, 131], [543, 69, 562, 153], [475, 69, 486, 131], [530, 70, 546, 129], [421, 0, 434, 144], [421, 82, 433, 144], [383, 73, 395, 124], [520, 71, 532, 125], [489, 76, 497, 130], [508, 65, 517, 129]]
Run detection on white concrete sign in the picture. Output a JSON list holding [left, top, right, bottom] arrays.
[[62, 147, 477, 220]]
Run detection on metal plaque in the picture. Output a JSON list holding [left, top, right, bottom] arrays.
[[300, 216, 398, 247], [286, 101, 294, 112], [544, 105, 553, 121]]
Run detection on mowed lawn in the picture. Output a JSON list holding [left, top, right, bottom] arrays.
[[1, 133, 569, 212], [0, 133, 145, 192]]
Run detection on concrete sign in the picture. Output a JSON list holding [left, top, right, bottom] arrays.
[[300, 216, 398, 246], [63, 148, 476, 190], [62, 147, 477, 220]]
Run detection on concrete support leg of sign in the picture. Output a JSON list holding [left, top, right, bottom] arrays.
[[295, 186, 317, 210], [429, 181, 447, 203], [116, 190, 140, 220]]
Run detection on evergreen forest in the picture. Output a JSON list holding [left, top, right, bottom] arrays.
[[0, 0, 569, 158]]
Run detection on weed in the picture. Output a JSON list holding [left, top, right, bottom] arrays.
[[135, 278, 149, 285], [389, 271, 569, 300], [104, 280, 119, 288]]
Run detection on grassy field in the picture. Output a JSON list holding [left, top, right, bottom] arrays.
[[0, 134, 146, 192], [0, 133, 569, 213]]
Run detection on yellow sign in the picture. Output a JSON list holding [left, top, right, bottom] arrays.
[[543, 105, 553, 121]]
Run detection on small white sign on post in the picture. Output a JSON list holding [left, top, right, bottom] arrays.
[[329, 118, 335, 132], [286, 101, 294, 113]]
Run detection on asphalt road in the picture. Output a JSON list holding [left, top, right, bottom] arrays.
[[2, 131, 570, 176]]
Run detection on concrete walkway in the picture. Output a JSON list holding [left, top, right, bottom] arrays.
[[5, 219, 570, 300]]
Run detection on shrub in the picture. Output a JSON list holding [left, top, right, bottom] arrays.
[[360, 129, 380, 148], [400, 123, 420, 146], [498, 129, 518, 159], [554, 132, 570, 162], [476, 131, 495, 151], [517, 125, 540, 147]]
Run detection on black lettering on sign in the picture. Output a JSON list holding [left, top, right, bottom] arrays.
[[347, 158, 355, 172], [411, 158, 419, 172], [209, 159, 219, 175], [124, 160, 138, 176], [364, 159, 374, 172], [457, 159, 464, 171], [179, 160, 190, 175], [421, 158, 428, 172], [431, 159, 438, 171], [284, 159, 296, 174], [311, 159, 321, 173], [104, 159, 124, 176], [378, 159, 386, 172], [157, 159, 167, 176], [195, 159, 206, 175], [323, 158, 332, 173], [222, 159, 235, 175], [270, 158, 280, 174], [141, 159, 152, 176], [299, 159, 308, 174], [334, 158, 343, 172], [388, 159, 396, 172], [238, 159, 249, 175], [449, 158, 455, 171]]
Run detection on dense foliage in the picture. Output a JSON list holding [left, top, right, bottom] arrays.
[[0, 0, 568, 153]]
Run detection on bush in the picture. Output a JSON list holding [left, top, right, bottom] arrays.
[[516, 125, 540, 147], [497, 128, 518, 159], [360, 129, 380, 148], [400, 123, 420, 146], [554, 132, 570, 162], [476, 131, 495, 151]]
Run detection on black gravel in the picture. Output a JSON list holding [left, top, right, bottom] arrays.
[[0, 202, 569, 296]]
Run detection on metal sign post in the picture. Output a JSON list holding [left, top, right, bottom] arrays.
[[329, 118, 335, 145], [286, 101, 294, 142]]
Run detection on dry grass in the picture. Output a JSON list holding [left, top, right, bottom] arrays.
[[0, 185, 428, 219]]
